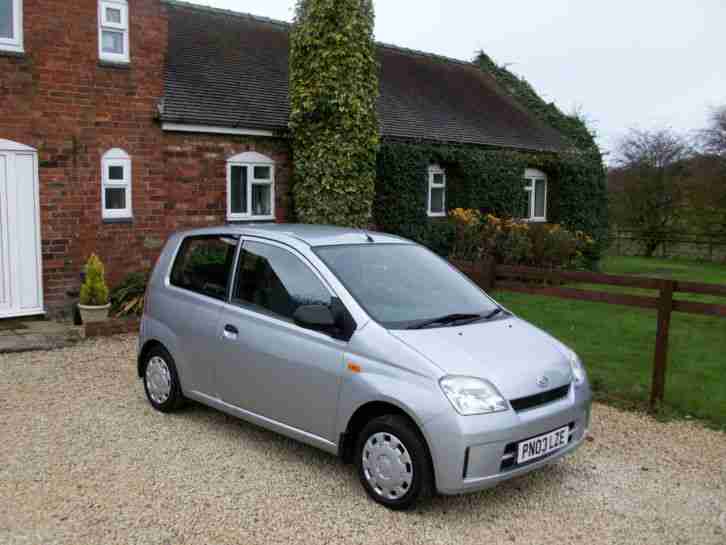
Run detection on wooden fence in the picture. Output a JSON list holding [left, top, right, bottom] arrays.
[[453, 259, 726, 410]]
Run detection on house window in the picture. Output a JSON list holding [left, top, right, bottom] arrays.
[[524, 168, 547, 221], [0, 0, 23, 53], [101, 148, 132, 220], [98, 0, 129, 63], [227, 152, 275, 221], [427, 165, 446, 217]]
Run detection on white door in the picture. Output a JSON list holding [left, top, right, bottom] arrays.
[[0, 140, 44, 319]]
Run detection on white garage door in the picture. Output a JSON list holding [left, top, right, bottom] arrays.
[[0, 139, 43, 319]]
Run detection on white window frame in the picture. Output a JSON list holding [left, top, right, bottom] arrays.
[[101, 148, 132, 220], [0, 0, 23, 53], [524, 168, 547, 222], [427, 164, 446, 217], [98, 0, 129, 64], [227, 152, 276, 222]]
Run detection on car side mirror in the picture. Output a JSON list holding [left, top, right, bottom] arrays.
[[293, 304, 336, 330]]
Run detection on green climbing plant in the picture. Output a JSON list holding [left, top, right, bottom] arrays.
[[289, 0, 380, 227]]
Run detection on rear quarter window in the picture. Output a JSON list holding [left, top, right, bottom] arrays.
[[170, 235, 238, 300]]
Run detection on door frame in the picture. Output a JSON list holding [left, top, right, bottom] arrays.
[[0, 139, 44, 319]]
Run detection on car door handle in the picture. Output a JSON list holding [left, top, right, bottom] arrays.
[[223, 324, 238, 340]]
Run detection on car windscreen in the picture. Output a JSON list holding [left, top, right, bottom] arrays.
[[314, 244, 499, 329]]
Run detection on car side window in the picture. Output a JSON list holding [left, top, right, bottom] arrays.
[[233, 241, 332, 322], [170, 235, 238, 300]]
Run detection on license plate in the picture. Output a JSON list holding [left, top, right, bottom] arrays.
[[516, 426, 570, 464]]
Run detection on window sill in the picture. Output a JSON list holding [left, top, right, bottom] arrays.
[[523, 218, 547, 223], [227, 216, 276, 223], [103, 216, 133, 224], [98, 60, 131, 70], [0, 48, 25, 58], [427, 213, 447, 218]]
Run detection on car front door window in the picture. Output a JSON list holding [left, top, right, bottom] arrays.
[[233, 241, 333, 325]]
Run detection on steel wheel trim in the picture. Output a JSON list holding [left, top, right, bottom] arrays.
[[145, 356, 172, 404], [362, 432, 414, 500]]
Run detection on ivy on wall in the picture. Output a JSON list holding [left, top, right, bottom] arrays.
[[374, 143, 525, 255], [289, 0, 380, 227], [373, 53, 609, 260]]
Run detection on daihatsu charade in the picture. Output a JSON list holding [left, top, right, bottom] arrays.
[[138, 224, 591, 509]]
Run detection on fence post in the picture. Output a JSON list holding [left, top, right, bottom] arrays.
[[488, 258, 497, 290], [479, 258, 497, 291], [650, 279, 674, 411]]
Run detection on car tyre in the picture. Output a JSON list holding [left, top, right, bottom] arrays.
[[142, 346, 185, 413], [355, 414, 433, 510]]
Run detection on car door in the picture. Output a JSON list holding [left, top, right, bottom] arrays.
[[161, 234, 239, 396], [215, 239, 346, 442]]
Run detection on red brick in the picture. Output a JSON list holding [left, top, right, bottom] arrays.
[[2, 0, 294, 316]]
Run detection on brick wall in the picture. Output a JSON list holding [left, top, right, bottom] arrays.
[[84, 317, 140, 338], [161, 132, 293, 235], [1, 0, 294, 316]]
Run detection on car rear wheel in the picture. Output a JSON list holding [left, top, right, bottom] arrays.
[[142, 346, 185, 413], [355, 414, 433, 510]]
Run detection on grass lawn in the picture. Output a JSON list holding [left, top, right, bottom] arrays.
[[492, 255, 726, 430]]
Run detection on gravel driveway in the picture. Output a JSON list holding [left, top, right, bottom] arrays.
[[1, 335, 725, 545]]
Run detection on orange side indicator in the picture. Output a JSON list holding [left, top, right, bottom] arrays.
[[347, 362, 362, 374]]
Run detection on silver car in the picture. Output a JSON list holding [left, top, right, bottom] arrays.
[[138, 224, 591, 509]]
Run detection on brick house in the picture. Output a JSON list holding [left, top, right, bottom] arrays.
[[0, 0, 566, 318]]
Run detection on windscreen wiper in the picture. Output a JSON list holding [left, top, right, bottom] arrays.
[[409, 313, 483, 330]]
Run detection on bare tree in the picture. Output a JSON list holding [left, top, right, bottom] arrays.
[[609, 128, 693, 256], [700, 106, 726, 157], [615, 128, 692, 170]]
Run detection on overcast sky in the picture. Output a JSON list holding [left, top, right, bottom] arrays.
[[195, 0, 726, 160]]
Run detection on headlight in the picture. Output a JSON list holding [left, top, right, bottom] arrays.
[[568, 350, 587, 387], [439, 376, 508, 415]]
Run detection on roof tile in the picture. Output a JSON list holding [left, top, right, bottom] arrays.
[[163, 1, 566, 152]]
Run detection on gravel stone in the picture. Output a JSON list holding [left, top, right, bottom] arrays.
[[1, 335, 725, 545]]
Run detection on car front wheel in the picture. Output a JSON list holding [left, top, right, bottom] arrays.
[[354, 414, 433, 510]]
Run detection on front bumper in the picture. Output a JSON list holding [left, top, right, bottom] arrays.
[[423, 383, 592, 495]]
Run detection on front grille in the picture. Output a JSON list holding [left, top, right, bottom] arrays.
[[500, 422, 575, 472], [509, 384, 570, 412]]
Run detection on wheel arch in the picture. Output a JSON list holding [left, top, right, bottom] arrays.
[[339, 400, 437, 491], [137, 339, 166, 377]]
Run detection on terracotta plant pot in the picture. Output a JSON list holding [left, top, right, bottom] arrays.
[[78, 303, 111, 324]]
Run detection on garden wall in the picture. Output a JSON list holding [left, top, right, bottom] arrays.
[[610, 231, 726, 262]]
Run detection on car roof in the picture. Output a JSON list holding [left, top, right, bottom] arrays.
[[175, 223, 412, 248]]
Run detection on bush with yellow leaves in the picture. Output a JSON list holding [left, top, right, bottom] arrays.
[[449, 209, 596, 269]]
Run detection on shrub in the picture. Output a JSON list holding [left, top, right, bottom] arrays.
[[79, 254, 109, 306], [448, 209, 596, 269], [450, 208, 484, 261], [110, 272, 148, 317], [497, 222, 534, 265]]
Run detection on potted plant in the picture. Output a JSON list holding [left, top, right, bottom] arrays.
[[78, 254, 111, 323]]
